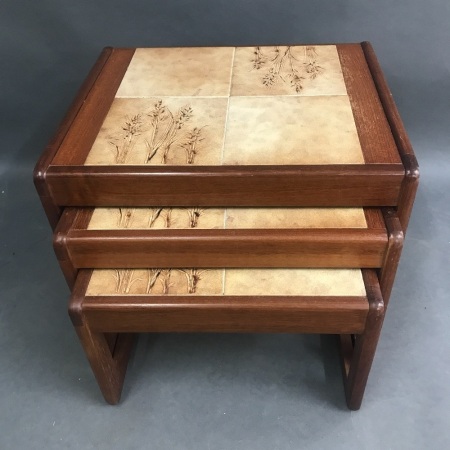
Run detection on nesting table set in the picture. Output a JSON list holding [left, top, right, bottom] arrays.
[[34, 42, 418, 409]]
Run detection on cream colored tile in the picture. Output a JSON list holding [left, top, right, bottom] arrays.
[[231, 45, 347, 96], [87, 269, 365, 297], [86, 269, 224, 296], [224, 269, 366, 296], [116, 47, 234, 97], [84, 97, 227, 165], [225, 208, 367, 228], [88, 207, 226, 229], [222, 95, 363, 165], [88, 207, 367, 229]]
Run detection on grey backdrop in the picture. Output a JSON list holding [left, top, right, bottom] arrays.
[[1, 1, 449, 449]]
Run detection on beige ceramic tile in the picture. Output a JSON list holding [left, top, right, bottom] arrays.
[[223, 269, 366, 296], [87, 207, 225, 230], [116, 47, 234, 97], [86, 268, 365, 297], [87, 207, 367, 229], [222, 95, 363, 165], [225, 208, 367, 228], [84, 97, 227, 165], [231, 45, 347, 96], [86, 269, 224, 296]]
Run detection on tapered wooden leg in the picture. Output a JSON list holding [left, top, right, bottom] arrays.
[[338, 270, 385, 410], [73, 325, 135, 404]]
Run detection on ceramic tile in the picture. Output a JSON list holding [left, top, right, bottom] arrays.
[[223, 269, 365, 296], [84, 97, 227, 165], [224, 208, 367, 228], [222, 95, 363, 165], [87, 207, 367, 229], [84, 47, 363, 167], [87, 207, 226, 230], [86, 269, 365, 297], [116, 47, 234, 97], [231, 45, 347, 96], [86, 269, 224, 296]]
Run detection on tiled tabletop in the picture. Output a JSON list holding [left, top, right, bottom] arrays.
[[86, 268, 366, 296], [84, 46, 364, 166], [87, 207, 368, 230]]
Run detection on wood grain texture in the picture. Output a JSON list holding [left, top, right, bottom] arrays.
[[46, 164, 404, 207], [339, 269, 385, 410], [53, 208, 79, 289], [52, 48, 135, 165], [337, 44, 400, 164], [54, 207, 387, 288], [83, 296, 368, 334], [69, 272, 135, 404], [65, 228, 387, 269], [379, 208, 404, 306], [33, 47, 114, 229], [361, 41, 419, 232], [363, 208, 385, 229]]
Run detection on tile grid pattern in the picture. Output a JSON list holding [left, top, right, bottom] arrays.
[[220, 47, 236, 165], [84, 46, 364, 166]]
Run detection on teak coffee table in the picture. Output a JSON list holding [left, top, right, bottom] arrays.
[[35, 42, 418, 410]]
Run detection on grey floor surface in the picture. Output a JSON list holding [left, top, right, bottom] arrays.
[[1, 1, 450, 449]]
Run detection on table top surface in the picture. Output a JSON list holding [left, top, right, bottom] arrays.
[[49, 44, 402, 168], [86, 267, 366, 297], [85, 45, 366, 166], [87, 206, 368, 230]]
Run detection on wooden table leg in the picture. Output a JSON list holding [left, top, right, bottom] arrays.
[[72, 325, 135, 404], [338, 271, 385, 410], [69, 282, 135, 404]]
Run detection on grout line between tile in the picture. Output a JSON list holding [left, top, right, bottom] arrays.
[[228, 47, 236, 97], [223, 208, 228, 230], [222, 268, 226, 295], [219, 47, 236, 165]]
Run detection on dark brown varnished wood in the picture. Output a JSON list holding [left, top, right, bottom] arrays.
[[361, 41, 419, 233], [82, 293, 369, 334], [53, 208, 388, 287], [339, 269, 385, 410], [33, 47, 114, 229], [66, 228, 387, 268], [46, 164, 404, 207], [337, 44, 400, 164], [53, 208, 79, 289], [379, 208, 404, 306], [363, 207, 385, 229], [69, 274, 135, 404]]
